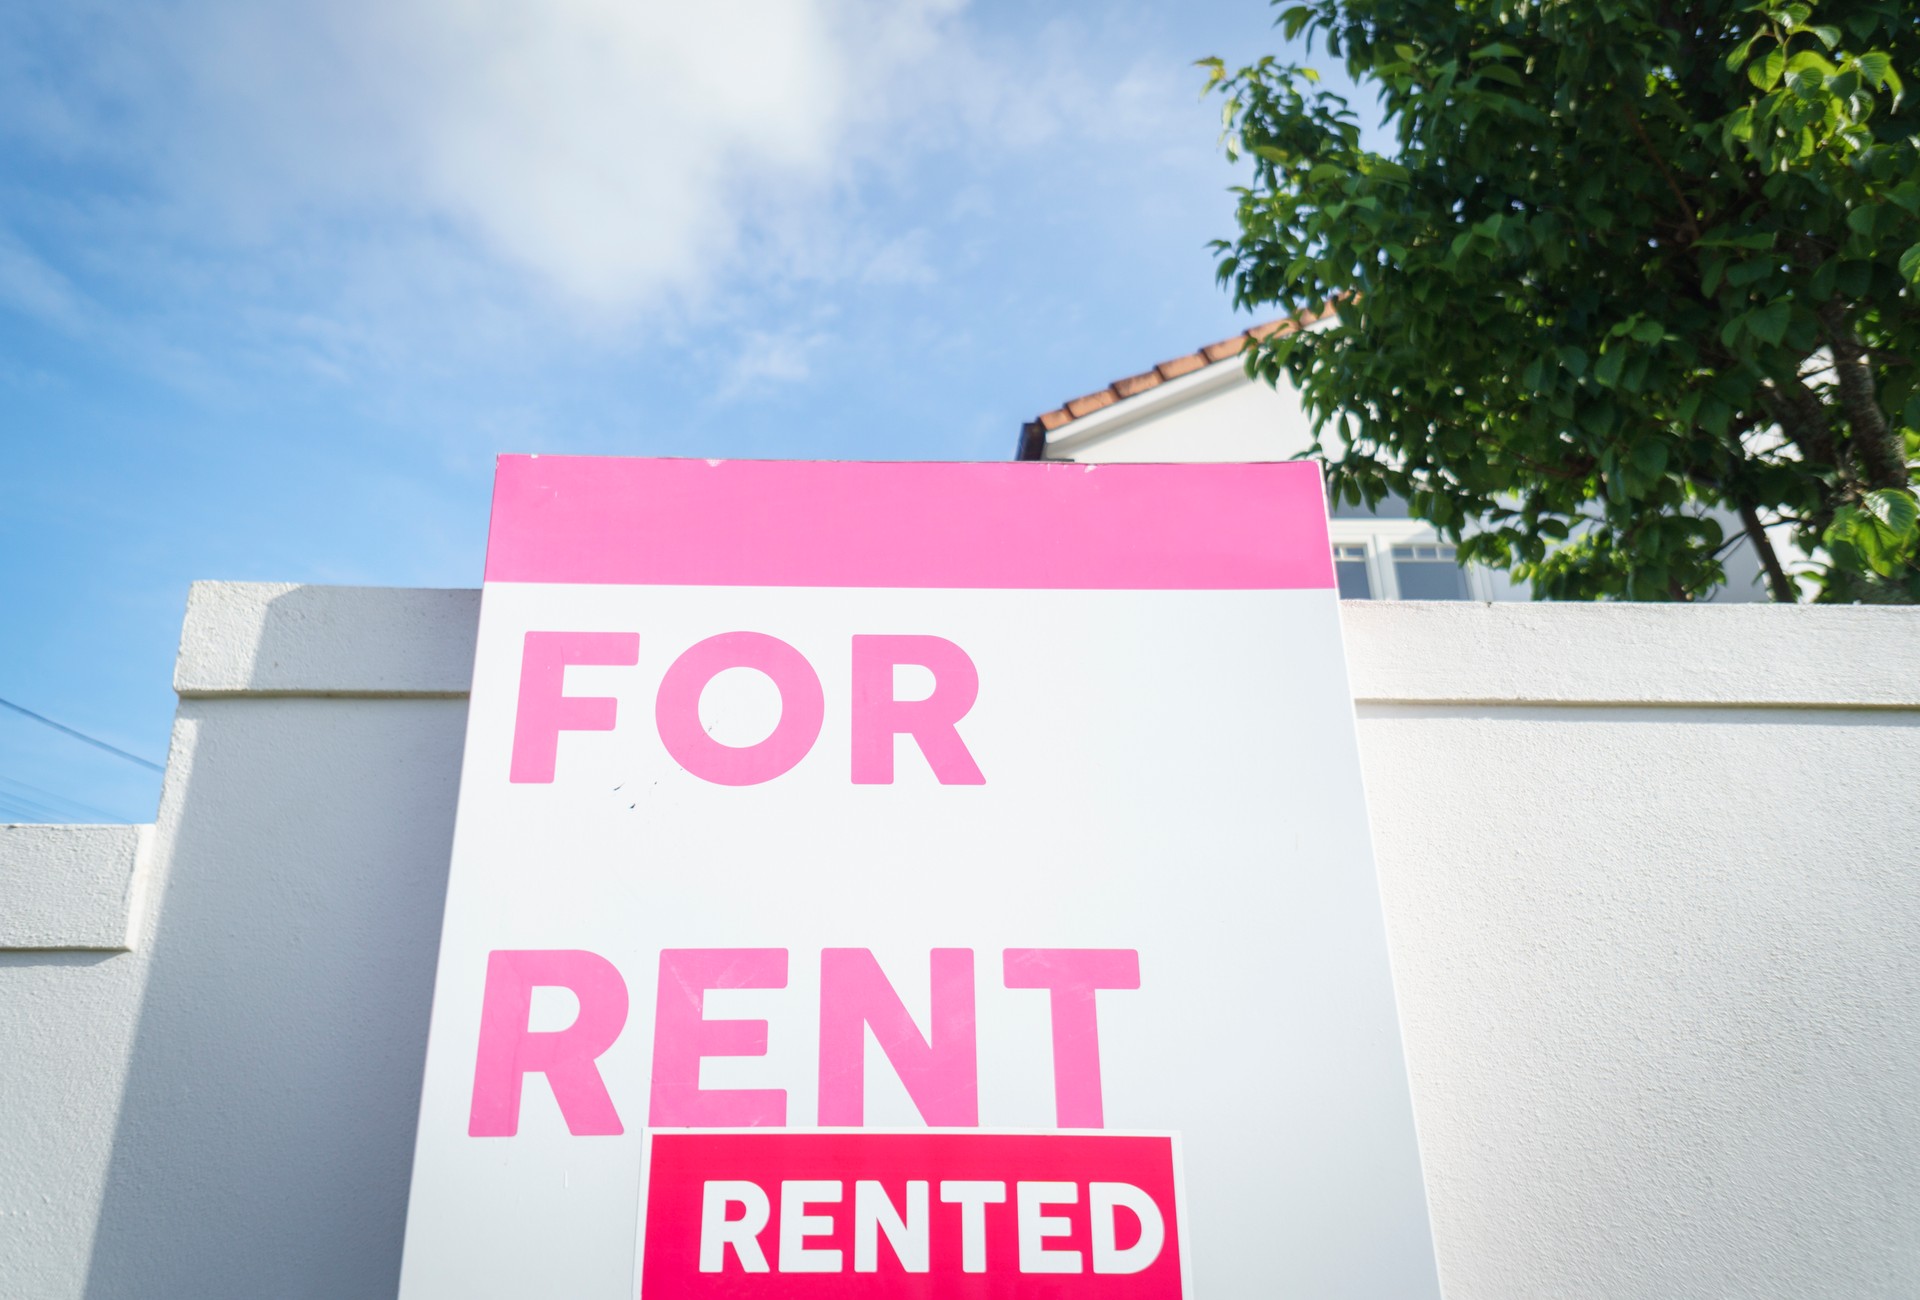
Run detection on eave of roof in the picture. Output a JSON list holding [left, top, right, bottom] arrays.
[[1016, 302, 1336, 459]]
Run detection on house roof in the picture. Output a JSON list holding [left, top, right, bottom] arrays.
[[1015, 302, 1336, 459]]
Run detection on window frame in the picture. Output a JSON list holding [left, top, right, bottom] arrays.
[[1326, 519, 1498, 600]]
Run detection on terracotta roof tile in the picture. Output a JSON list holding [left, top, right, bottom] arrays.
[[1064, 389, 1119, 419], [1018, 302, 1336, 456]]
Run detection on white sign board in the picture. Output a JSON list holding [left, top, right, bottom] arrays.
[[398, 456, 1439, 1297]]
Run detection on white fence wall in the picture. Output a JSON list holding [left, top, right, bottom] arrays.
[[3, 583, 1915, 1298]]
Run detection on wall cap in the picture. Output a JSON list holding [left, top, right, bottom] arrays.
[[172, 581, 1920, 709], [174, 582, 478, 698]]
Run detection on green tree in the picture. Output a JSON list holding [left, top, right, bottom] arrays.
[[1206, 0, 1920, 601]]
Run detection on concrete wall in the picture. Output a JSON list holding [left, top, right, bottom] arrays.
[[3, 582, 1916, 1298]]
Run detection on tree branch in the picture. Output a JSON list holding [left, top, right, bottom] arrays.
[[1737, 501, 1797, 601], [1758, 377, 1837, 471], [1817, 300, 1908, 491], [1622, 101, 1701, 244]]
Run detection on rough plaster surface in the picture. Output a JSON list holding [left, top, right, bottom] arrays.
[[1342, 600, 1920, 706], [3, 583, 1916, 1298], [0, 824, 147, 949], [1362, 705, 1920, 1297]]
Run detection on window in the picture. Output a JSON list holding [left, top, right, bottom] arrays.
[[1333, 543, 1372, 599], [1391, 543, 1470, 600]]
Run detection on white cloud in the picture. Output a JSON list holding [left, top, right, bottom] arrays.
[[720, 325, 833, 398], [860, 230, 938, 287], [0, 222, 224, 395], [0, 229, 89, 331], [183, 0, 924, 309], [0, 0, 1241, 396], [7, 0, 971, 316]]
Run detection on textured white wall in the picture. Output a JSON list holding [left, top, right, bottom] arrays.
[[0, 824, 147, 950], [3, 583, 1916, 1298]]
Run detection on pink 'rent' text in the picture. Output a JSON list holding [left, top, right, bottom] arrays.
[[466, 947, 1141, 1139]]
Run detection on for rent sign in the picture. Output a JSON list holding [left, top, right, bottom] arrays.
[[397, 457, 1440, 1298]]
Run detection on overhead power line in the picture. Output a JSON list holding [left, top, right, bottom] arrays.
[[0, 791, 67, 822], [0, 773, 125, 822], [0, 695, 163, 772]]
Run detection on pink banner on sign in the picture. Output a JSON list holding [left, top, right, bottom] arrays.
[[638, 1130, 1186, 1298], [484, 456, 1333, 591]]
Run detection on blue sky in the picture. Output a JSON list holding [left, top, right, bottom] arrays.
[[1, 0, 1363, 823]]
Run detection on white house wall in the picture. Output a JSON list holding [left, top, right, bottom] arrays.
[[3, 583, 1916, 1297], [1047, 369, 1320, 464]]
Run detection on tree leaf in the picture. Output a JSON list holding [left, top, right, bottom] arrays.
[[1855, 51, 1893, 89], [1785, 50, 1837, 78], [1749, 300, 1791, 346], [1633, 441, 1670, 479], [1703, 253, 1729, 296], [1899, 243, 1920, 285], [1723, 104, 1755, 146], [1751, 48, 1786, 90], [1864, 488, 1920, 539], [1695, 229, 1773, 250]]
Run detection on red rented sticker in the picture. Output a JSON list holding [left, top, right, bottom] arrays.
[[637, 1130, 1188, 1298]]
